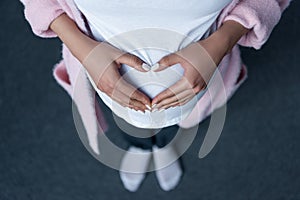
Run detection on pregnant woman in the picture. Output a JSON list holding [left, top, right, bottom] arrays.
[[20, 0, 291, 192]]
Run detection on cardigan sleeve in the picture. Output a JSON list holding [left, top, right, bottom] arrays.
[[20, 0, 65, 38], [223, 0, 292, 49]]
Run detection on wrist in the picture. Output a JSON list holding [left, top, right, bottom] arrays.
[[215, 20, 250, 53], [197, 20, 250, 66], [197, 32, 228, 66], [74, 35, 99, 63]]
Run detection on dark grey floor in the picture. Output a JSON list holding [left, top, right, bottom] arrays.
[[1, 1, 299, 200]]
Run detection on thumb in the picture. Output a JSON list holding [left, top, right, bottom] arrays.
[[154, 53, 180, 72], [117, 53, 148, 72]]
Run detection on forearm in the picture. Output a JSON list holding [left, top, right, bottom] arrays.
[[49, 13, 98, 62], [216, 20, 251, 53], [198, 20, 250, 65]]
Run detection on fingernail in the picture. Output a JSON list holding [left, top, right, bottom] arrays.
[[145, 104, 152, 110], [151, 104, 157, 109], [137, 110, 144, 114], [142, 63, 151, 71], [151, 63, 159, 71]]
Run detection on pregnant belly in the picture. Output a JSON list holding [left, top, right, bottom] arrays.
[[87, 60, 206, 128]]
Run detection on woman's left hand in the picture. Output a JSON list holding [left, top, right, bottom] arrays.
[[151, 20, 250, 110]]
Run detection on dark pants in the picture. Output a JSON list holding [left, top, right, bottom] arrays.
[[114, 114, 178, 150]]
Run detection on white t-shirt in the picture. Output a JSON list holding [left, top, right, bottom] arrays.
[[74, 0, 232, 128]]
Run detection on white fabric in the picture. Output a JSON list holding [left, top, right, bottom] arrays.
[[74, 0, 232, 128], [119, 146, 151, 192], [152, 145, 182, 191]]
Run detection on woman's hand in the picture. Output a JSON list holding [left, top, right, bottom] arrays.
[[50, 14, 151, 112], [82, 42, 151, 112], [151, 20, 250, 110]]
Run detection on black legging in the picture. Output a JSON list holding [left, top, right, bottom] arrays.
[[114, 114, 179, 150]]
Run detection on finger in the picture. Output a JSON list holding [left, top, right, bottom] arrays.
[[159, 93, 195, 110], [156, 90, 192, 108], [152, 78, 192, 105], [155, 89, 194, 109], [110, 88, 147, 112], [193, 83, 207, 95], [109, 88, 132, 107], [115, 77, 151, 108], [154, 53, 181, 72], [129, 99, 149, 113], [117, 53, 148, 72], [156, 89, 195, 109], [174, 96, 194, 107], [129, 106, 145, 112], [131, 89, 152, 109]]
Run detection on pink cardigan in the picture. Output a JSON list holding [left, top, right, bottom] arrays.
[[20, 0, 291, 154]]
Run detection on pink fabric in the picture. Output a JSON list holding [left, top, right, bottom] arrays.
[[223, 0, 281, 49], [20, 0, 291, 140]]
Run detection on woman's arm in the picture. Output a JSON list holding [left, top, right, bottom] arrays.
[[198, 20, 250, 66], [151, 21, 250, 110], [50, 13, 98, 62], [49, 14, 151, 111]]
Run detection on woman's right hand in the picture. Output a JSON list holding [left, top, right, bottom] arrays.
[[50, 14, 151, 112], [82, 42, 151, 112]]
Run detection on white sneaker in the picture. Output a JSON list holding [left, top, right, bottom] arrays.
[[152, 145, 183, 191], [119, 146, 152, 192]]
